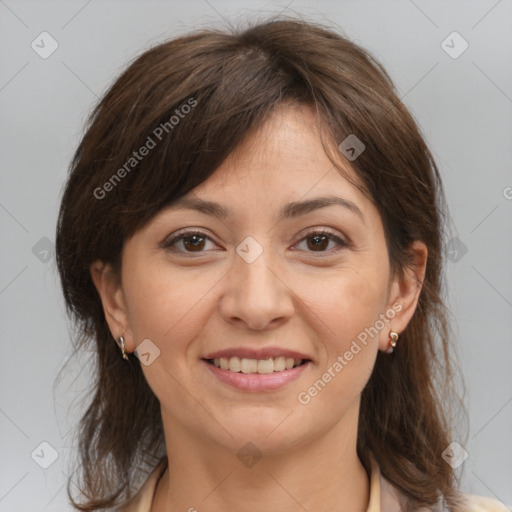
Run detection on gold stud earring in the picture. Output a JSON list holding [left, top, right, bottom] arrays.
[[387, 331, 399, 354], [117, 335, 129, 360]]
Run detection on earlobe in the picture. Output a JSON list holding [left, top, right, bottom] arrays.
[[379, 241, 428, 353], [89, 261, 133, 353]]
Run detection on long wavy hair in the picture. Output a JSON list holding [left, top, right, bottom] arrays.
[[55, 15, 467, 511]]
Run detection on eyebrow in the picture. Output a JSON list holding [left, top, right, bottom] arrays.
[[167, 195, 365, 223]]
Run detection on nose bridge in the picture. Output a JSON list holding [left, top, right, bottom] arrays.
[[234, 233, 280, 295], [220, 234, 293, 329]]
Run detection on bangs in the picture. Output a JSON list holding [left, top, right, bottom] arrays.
[[92, 41, 312, 239]]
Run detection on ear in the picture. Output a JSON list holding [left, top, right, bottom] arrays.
[[378, 240, 428, 353], [89, 260, 134, 354]]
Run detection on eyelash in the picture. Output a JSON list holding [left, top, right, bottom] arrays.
[[162, 228, 349, 257]]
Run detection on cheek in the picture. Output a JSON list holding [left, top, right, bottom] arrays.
[[122, 257, 220, 346], [294, 267, 385, 412], [296, 261, 388, 348], [121, 259, 220, 411]]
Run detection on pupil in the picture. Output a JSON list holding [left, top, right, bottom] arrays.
[[185, 235, 204, 251], [309, 234, 327, 251]]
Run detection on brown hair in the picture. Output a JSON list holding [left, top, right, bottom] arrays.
[[55, 15, 466, 511]]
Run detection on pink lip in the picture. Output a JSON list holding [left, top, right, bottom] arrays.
[[202, 359, 312, 392], [202, 346, 312, 361]]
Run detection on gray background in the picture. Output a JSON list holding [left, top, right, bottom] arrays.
[[1, 0, 511, 510]]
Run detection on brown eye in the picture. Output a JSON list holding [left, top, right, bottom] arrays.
[[181, 234, 206, 252], [162, 230, 214, 254], [162, 228, 348, 257], [306, 233, 330, 251], [295, 230, 348, 255]]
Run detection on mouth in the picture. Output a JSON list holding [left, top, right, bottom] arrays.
[[201, 347, 314, 391], [203, 356, 311, 374], [202, 357, 312, 392]]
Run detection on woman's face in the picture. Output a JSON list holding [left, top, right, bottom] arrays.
[[93, 104, 426, 454]]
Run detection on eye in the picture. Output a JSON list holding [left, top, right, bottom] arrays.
[[293, 229, 349, 255], [161, 229, 216, 254], [162, 228, 348, 256]]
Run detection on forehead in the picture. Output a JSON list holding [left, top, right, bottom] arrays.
[[216, 103, 359, 182], [170, 104, 373, 220]]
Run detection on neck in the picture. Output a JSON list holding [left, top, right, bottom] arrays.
[[152, 400, 370, 512]]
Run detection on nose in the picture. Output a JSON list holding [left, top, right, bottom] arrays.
[[218, 244, 295, 331]]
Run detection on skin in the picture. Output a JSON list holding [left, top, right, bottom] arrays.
[[91, 104, 427, 512]]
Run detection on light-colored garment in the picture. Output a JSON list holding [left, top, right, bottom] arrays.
[[120, 456, 509, 512]]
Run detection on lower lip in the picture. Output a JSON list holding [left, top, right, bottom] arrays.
[[202, 360, 312, 392]]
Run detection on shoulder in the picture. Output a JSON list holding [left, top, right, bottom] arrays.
[[460, 493, 510, 512], [370, 453, 508, 512]]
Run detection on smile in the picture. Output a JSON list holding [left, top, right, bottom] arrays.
[[207, 356, 306, 373], [202, 358, 312, 392]]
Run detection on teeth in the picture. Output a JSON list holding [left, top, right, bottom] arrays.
[[229, 357, 241, 372], [273, 356, 285, 372], [211, 356, 305, 373], [241, 358, 258, 373], [257, 358, 273, 374]]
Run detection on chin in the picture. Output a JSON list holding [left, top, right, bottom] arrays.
[[215, 412, 309, 450]]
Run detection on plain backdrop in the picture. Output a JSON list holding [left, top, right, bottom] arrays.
[[1, 1, 511, 510]]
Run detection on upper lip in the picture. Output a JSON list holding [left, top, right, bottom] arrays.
[[202, 346, 312, 361]]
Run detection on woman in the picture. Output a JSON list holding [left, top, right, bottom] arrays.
[[55, 17, 508, 512]]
